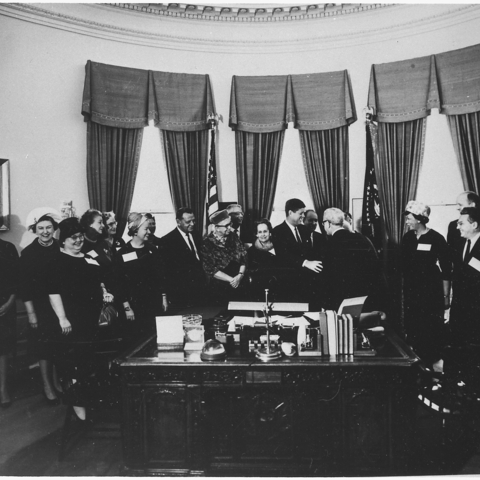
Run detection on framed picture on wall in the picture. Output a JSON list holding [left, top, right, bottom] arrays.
[[0, 159, 10, 231]]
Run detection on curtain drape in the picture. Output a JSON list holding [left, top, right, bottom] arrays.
[[448, 112, 480, 193], [235, 131, 284, 242], [375, 118, 426, 246], [86, 122, 143, 235], [299, 126, 350, 214], [161, 130, 209, 228]]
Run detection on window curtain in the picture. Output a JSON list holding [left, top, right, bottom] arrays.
[[161, 130, 209, 227], [448, 112, 480, 193], [291, 70, 356, 214], [235, 131, 284, 241], [435, 44, 480, 192], [82, 61, 150, 234], [299, 127, 349, 213], [150, 72, 215, 228], [229, 75, 292, 238], [367, 55, 436, 245]]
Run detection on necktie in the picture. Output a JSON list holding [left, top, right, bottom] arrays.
[[295, 227, 302, 243], [464, 239, 471, 262], [187, 234, 199, 261]]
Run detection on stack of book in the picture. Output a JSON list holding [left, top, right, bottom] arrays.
[[318, 311, 354, 356]]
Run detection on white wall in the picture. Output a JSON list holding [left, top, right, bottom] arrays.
[[1, 3, 479, 249]]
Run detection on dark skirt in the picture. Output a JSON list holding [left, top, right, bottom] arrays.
[[0, 304, 16, 356]]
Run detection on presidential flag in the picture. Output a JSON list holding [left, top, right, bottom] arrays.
[[362, 116, 382, 251]]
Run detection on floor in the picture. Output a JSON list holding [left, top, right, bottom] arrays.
[[2, 363, 480, 477]]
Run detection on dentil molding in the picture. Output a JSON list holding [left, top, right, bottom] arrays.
[[1, 3, 479, 53]]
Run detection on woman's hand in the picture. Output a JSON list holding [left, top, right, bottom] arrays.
[[59, 318, 72, 335], [28, 311, 39, 329], [103, 292, 114, 303], [230, 273, 244, 289]]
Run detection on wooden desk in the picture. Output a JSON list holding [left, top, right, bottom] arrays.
[[118, 318, 419, 476]]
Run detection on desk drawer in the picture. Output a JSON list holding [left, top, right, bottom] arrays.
[[246, 370, 282, 384]]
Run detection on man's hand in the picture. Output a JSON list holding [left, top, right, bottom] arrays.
[[303, 260, 323, 273]]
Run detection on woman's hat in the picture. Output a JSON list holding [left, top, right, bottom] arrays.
[[58, 217, 84, 244], [404, 200, 430, 218], [209, 209, 230, 226], [26, 207, 62, 232]]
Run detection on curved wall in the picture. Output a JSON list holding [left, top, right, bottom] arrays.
[[1, 3, 480, 248]]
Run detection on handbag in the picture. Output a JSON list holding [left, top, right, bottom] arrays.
[[98, 303, 118, 327]]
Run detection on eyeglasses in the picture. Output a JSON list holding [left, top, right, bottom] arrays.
[[322, 220, 329, 225], [70, 233, 84, 241], [217, 222, 232, 229]]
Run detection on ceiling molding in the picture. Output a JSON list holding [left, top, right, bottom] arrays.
[[1, 3, 479, 54], [107, 3, 390, 22]]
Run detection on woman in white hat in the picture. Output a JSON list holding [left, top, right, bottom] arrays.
[[402, 200, 452, 374], [20, 208, 62, 404]]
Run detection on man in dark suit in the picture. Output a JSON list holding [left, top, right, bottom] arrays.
[[322, 207, 382, 311], [450, 207, 480, 346], [447, 191, 479, 253], [159, 207, 207, 310], [227, 204, 250, 244], [145, 213, 162, 248], [303, 209, 328, 309], [273, 199, 322, 303]]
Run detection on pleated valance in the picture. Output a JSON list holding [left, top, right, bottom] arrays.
[[368, 42, 480, 122], [82, 61, 151, 128], [149, 72, 215, 131], [435, 43, 480, 116], [290, 70, 357, 130], [229, 71, 357, 133], [82, 60, 215, 131], [367, 55, 439, 123], [229, 75, 293, 133]]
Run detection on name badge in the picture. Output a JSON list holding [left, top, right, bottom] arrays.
[[88, 250, 99, 258], [468, 257, 480, 273], [417, 244, 431, 251], [85, 257, 100, 266], [122, 252, 138, 262]]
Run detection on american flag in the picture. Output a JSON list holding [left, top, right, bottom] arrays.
[[206, 115, 219, 222], [362, 116, 382, 251]]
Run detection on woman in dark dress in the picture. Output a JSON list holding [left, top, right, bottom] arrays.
[[247, 219, 290, 301], [0, 238, 19, 407], [48, 217, 117, 420], [80, 209, 112, 268], [201, 209, 248, 305], [20, 209, 62, 404], [102, 211, 125, 256], [115, 212, 168, 343], [402, 200, 452, 372]]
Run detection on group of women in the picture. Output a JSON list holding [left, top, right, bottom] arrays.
[[0, 198, 454, 408], [0, 208, 168, 411]]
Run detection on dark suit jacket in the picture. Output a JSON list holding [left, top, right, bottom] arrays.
[[447, 219, 461, 253], [450, 235, 480, 344], [159, 228, 207, 306], [272, 221, 312, 269], [322, 228, 383, 311], [308, 231, 328, 261]]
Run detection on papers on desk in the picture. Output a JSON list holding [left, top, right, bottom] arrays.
[[156, 315, 184, 350], [227, 314, 311, 331], [338, 296, 367, 318]]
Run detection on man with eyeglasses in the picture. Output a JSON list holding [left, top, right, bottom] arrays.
[[159, 207, 207, 310], [322, 207, 383, 311], [450, 207, 480, 347]]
